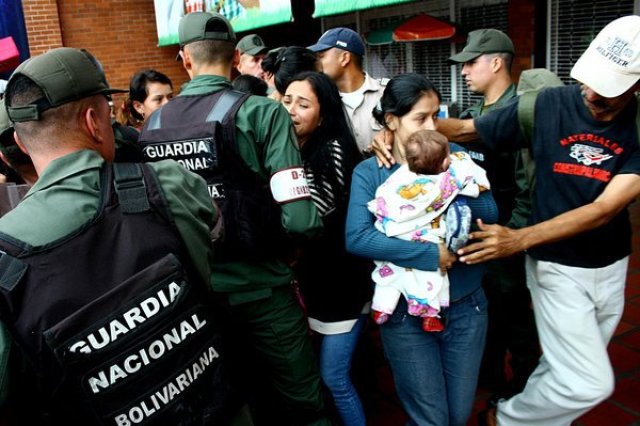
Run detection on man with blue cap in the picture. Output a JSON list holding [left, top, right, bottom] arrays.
[[308, 27, 386, 152]]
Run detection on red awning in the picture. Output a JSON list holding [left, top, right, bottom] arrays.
[[392, 14, 456, 42]]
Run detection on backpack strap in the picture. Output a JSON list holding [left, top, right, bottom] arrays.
[[517, 90, 539, 150], [212, 90, 258, 184], [0, 252, 28, 292], [113, 163, 151, 214], [146, 108, 162, 131], [215, 90, 250, 157], [207, 90, 247, 123]]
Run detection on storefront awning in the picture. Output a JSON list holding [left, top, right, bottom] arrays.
[[366, 22, 399, 46], [393, 14, 456, 42], [365, 14, 458, 45]]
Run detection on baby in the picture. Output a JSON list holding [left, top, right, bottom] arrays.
[[369, 130, 488, 332]]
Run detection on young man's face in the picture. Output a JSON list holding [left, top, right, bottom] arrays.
[[461, 54, 498, 95], [316, 48, 344, 81]]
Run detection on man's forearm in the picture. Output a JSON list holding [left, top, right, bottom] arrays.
[[459, 173, 640, 263], [438, 118, 478, 142], [515, 201, 620, 251], [518, 173, 640, 250]]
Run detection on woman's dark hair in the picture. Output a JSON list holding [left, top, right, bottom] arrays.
[[285, 71, 362, 206], [232, 74, 268, 96], [372, 73, 441, 127], [128, 69, 173, 121], [263, 47, 318, 94], [261, 47, 284, 74]]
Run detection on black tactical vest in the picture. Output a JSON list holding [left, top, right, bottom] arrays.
[[138, 90, 288, 261], [0, 163, 241, 425]]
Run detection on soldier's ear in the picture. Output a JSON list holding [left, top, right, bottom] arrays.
[[13, 131, 29, 156], [491, 55, 503, 73], [232, 49, 240, 69], [181, 47, 193, 72]]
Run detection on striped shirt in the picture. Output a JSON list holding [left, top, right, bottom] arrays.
[[305, 139, 345, 217]]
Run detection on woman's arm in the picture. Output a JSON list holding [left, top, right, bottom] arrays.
[[345, 160, 440, 271], [462, 189, 499, 227]]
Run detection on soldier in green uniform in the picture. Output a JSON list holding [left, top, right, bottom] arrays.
[[448, 29, 539, 400], [140, 12, 330, 426], [0, 47, 252, 425]]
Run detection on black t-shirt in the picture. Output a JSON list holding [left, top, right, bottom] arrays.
[[475, 84, 640, 268]]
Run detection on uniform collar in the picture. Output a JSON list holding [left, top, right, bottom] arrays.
[[361, 73, 385, 94], [180, 75, 232, 96], [481, 83, 517, 111], [25, 150, 104, 199]]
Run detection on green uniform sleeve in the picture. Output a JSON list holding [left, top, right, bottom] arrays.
[[506, 149, 535, 229], [238, 98, 323, 238], [149, 160, 219, 285]]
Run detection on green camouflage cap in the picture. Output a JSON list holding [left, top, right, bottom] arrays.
[[448, 29, 514, 63], [237, 34, 268, 56], [179, 12, 236, 48], [5, 47, 126, 122]]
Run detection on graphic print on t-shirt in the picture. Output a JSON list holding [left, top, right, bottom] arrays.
[[552, 132, 625, 182], [569, 144, 613, 166]]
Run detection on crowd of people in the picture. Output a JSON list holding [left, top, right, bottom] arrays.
[[0, 9, 638, 426]]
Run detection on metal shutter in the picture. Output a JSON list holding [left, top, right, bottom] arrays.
[[548, 0, 636, 84]]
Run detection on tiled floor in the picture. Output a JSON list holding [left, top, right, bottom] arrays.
[[363, 200, 640, 426]]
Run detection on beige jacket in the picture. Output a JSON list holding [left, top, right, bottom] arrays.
[[341, 73, 387, 151]]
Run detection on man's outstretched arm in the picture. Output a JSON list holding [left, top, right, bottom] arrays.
[[436, 118, 478, 142], [370, 118, 478, 168], [458, 173, 640, 263]]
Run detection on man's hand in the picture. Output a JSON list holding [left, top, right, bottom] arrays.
[[370, 128, 395, 168], [457, 219, 525, 264], [438, 243, 457, 275]]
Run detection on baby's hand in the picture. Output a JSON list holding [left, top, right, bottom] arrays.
[[438, 243, 456, 275]]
